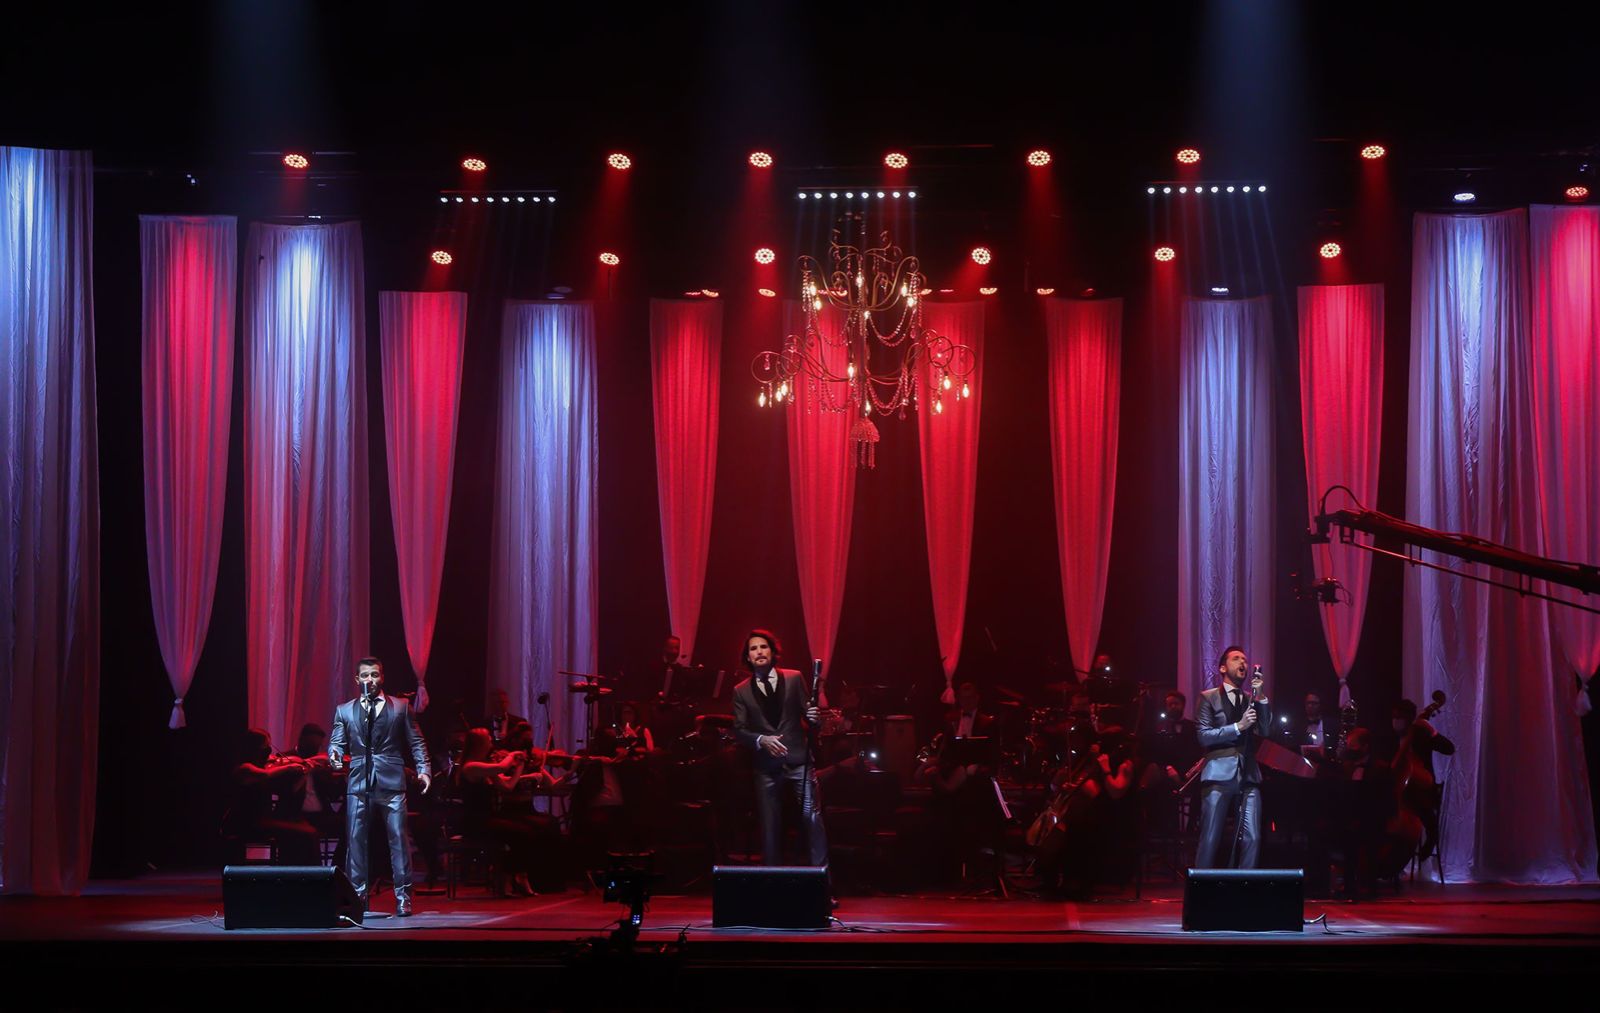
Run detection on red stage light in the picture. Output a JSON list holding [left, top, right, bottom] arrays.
[[1360, 144, 1386, 160], [758, 288, 777, 298], [1026, 149, 1052, 167], [970, 246, 993, 266], [461, 157, 487, 172], [599, 252, 621, 266], [1036, 288, 1056, 296], [1567, 185, 1590, 200], [884, 152, 909, 169], [754, 247, 776, 264], [749, 151, 774, 168], [607, 153, 632, 171], [979, 287, 998, 295], [430, 250, 453, 266], [1154, 246, 1176, 262], [283, 153, 309, 169], [1320, 242, 1342, 259], [1176, 148, 1201, 165]]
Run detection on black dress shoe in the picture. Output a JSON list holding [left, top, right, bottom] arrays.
[[395, 901, 412, 917]]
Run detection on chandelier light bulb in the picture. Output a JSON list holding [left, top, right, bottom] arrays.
[[943, 375, 953, 391], [759, 391, 767, 407], [962, 383, 970, 399]]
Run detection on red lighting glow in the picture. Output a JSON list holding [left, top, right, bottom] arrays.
[[283, 153, 309, 169], [979, 287, 998, 296], [607, 153, 632, 171], [1154, 246, 1176, 262], [1360, 144, 1386, 160], [599, 252, 621, 266], [1036, 288, 1056, 296], [1176, 148, 1201, 165], [1320, 242, 1343, 259], [461, 157, 487, 172], [970, 246, 993, 266], [758, 288, 777, 298], [748, 151, 774, 168], [1567, 185, 1590, 200], [1026, 149, 1052, 167], [884, 152, 909, 169], [754, 247, 776, 264], [430, 250, 453, 266]]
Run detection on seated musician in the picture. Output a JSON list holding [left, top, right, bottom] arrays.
[[483, 687, 526, 749], [1284, 692, 1334, 759], [1036, 724, 1136, 897], [456, 727, 554, 896], [916, 681, 1005, 883], [617, 701, 657, 753], [223, 728, 319, 865]]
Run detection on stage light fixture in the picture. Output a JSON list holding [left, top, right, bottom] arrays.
[[1148, 187, 1157, 194], [1453, 191, 1476, 204], [877, 191, 885, 198], [430, 250, 453, 266], [1036, 287, 1056, 296], [1227, 185, 1235, 192], [439, 197, 448, 203], [749, 151, 774, 168], [599, 252, 621, 266], [1163, 186, 1172, 194], [684, 291, 702, 297], [813, 192, 822, 199], [798, 192, 808, 199], [462, 157, 487, 172], [830, 192, 838, 199], [892, 191, 901, 198], [979, 287, 998, 295], [1258, 184, 1268, 193], [970, 246, 993, 265], [754, 247, 776, 264], [1176, 148, 1201, 164], [1210, 286, 1230, 295], [607, 153, 632, 171], [1027, 149, 1052, 167], [758, 288, 777, 298], [702, 289, 720, 298], [846, 192, 855, 199], [283, 153, 309, 169], [1566, 185, 1589, 200], [454, 196, 464, 203], [516, 196, 526, 203], [1361, 144, 1386, 160], [470, 196, 480, 202], [1320, 242, 1342, 259], [1210, 186, 1219, 193], [1154, 246, 1176, 262], [885, 152, 909, 169], [908, 191, 917, 198], [1179, 186, 1188, 194], [1242, 186, 1252, 193]]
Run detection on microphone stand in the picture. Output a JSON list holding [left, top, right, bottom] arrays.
[[362, 686, 378, 910], [801, 659, 825, 867], [1227, 668, 1261, 869]]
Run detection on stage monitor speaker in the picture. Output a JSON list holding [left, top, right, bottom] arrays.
[[223, 865, 363, 929], [712, 865, 831, 929], [1183, 868, 1303, 932]]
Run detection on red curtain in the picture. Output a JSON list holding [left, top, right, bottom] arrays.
[[1528, 206, 1600, 692], [1297, 284, 1383, 696], [783, 301, 853, 670], [1045, 298, 1122, 682], [378, 291, 467, 709], [919, 303, 984, 686], [140, 216, 236, 729], [649, 299, 722, 664]]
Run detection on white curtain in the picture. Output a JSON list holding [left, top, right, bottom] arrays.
[[0, 147, 101, 895], [244, 222, 371, 750], [1177, 297, 1275, 704], [140, 215, 236, 729], [488, 301, 599, 751], [1405, 209, 1596, 883]]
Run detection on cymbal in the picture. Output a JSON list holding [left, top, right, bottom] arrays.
[[568, 682, 613, 695], [558, 670, 614, 682]]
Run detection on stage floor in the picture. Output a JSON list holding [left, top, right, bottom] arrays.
[[5, 874, 1598, 1005]]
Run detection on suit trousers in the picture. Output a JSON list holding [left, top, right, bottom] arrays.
[[753, 764, 829, 866], [1195, 780, 1263, 869], [346, 790, 415, 903]]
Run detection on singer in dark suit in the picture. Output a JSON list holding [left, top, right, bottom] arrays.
[[1194, 645, 1271, 869], [731, 629, 830, 867], [328, 657, 432, 916]]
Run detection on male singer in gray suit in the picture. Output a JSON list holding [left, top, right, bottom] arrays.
[[329, 657, 432, 916], [731, 629, 830, 867], [1194, 645, 1271, 869]]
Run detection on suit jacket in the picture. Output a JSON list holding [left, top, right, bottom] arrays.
[[1196, 685, 1272, 784], [732, 668, 814, 771], [329, 694, 431, 795]]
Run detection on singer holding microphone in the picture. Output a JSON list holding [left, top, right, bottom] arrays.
[[731, 629, 831, 869], [328, 657, 431, 916], [1194, 645, 1271, 869]]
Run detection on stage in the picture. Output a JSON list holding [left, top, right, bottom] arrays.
[[6, 874, 1597, 1006]]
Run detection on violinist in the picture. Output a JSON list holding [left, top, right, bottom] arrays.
[[457, 728, 554, 896], [224, 728, 320, 865]]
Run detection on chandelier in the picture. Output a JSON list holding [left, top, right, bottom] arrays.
[[752, 217, 976, 468]]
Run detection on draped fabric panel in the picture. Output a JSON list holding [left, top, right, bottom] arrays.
[[0, 147, 101, 894], [378, 290, 468, 709], [1405, 209, 1596, 882], [140, 215, 236, 729], [1177, 297, 1275, 704], [649, 299, 722, 664], [1528, 206, 1600, 696], [244, 222, 370, 750], [782, 301, 854, 671], [488, 302, 598, 751], [1045, 298, 1122, 683], [1297, 284, 1384, 696], [918, 302, 985, 686]]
